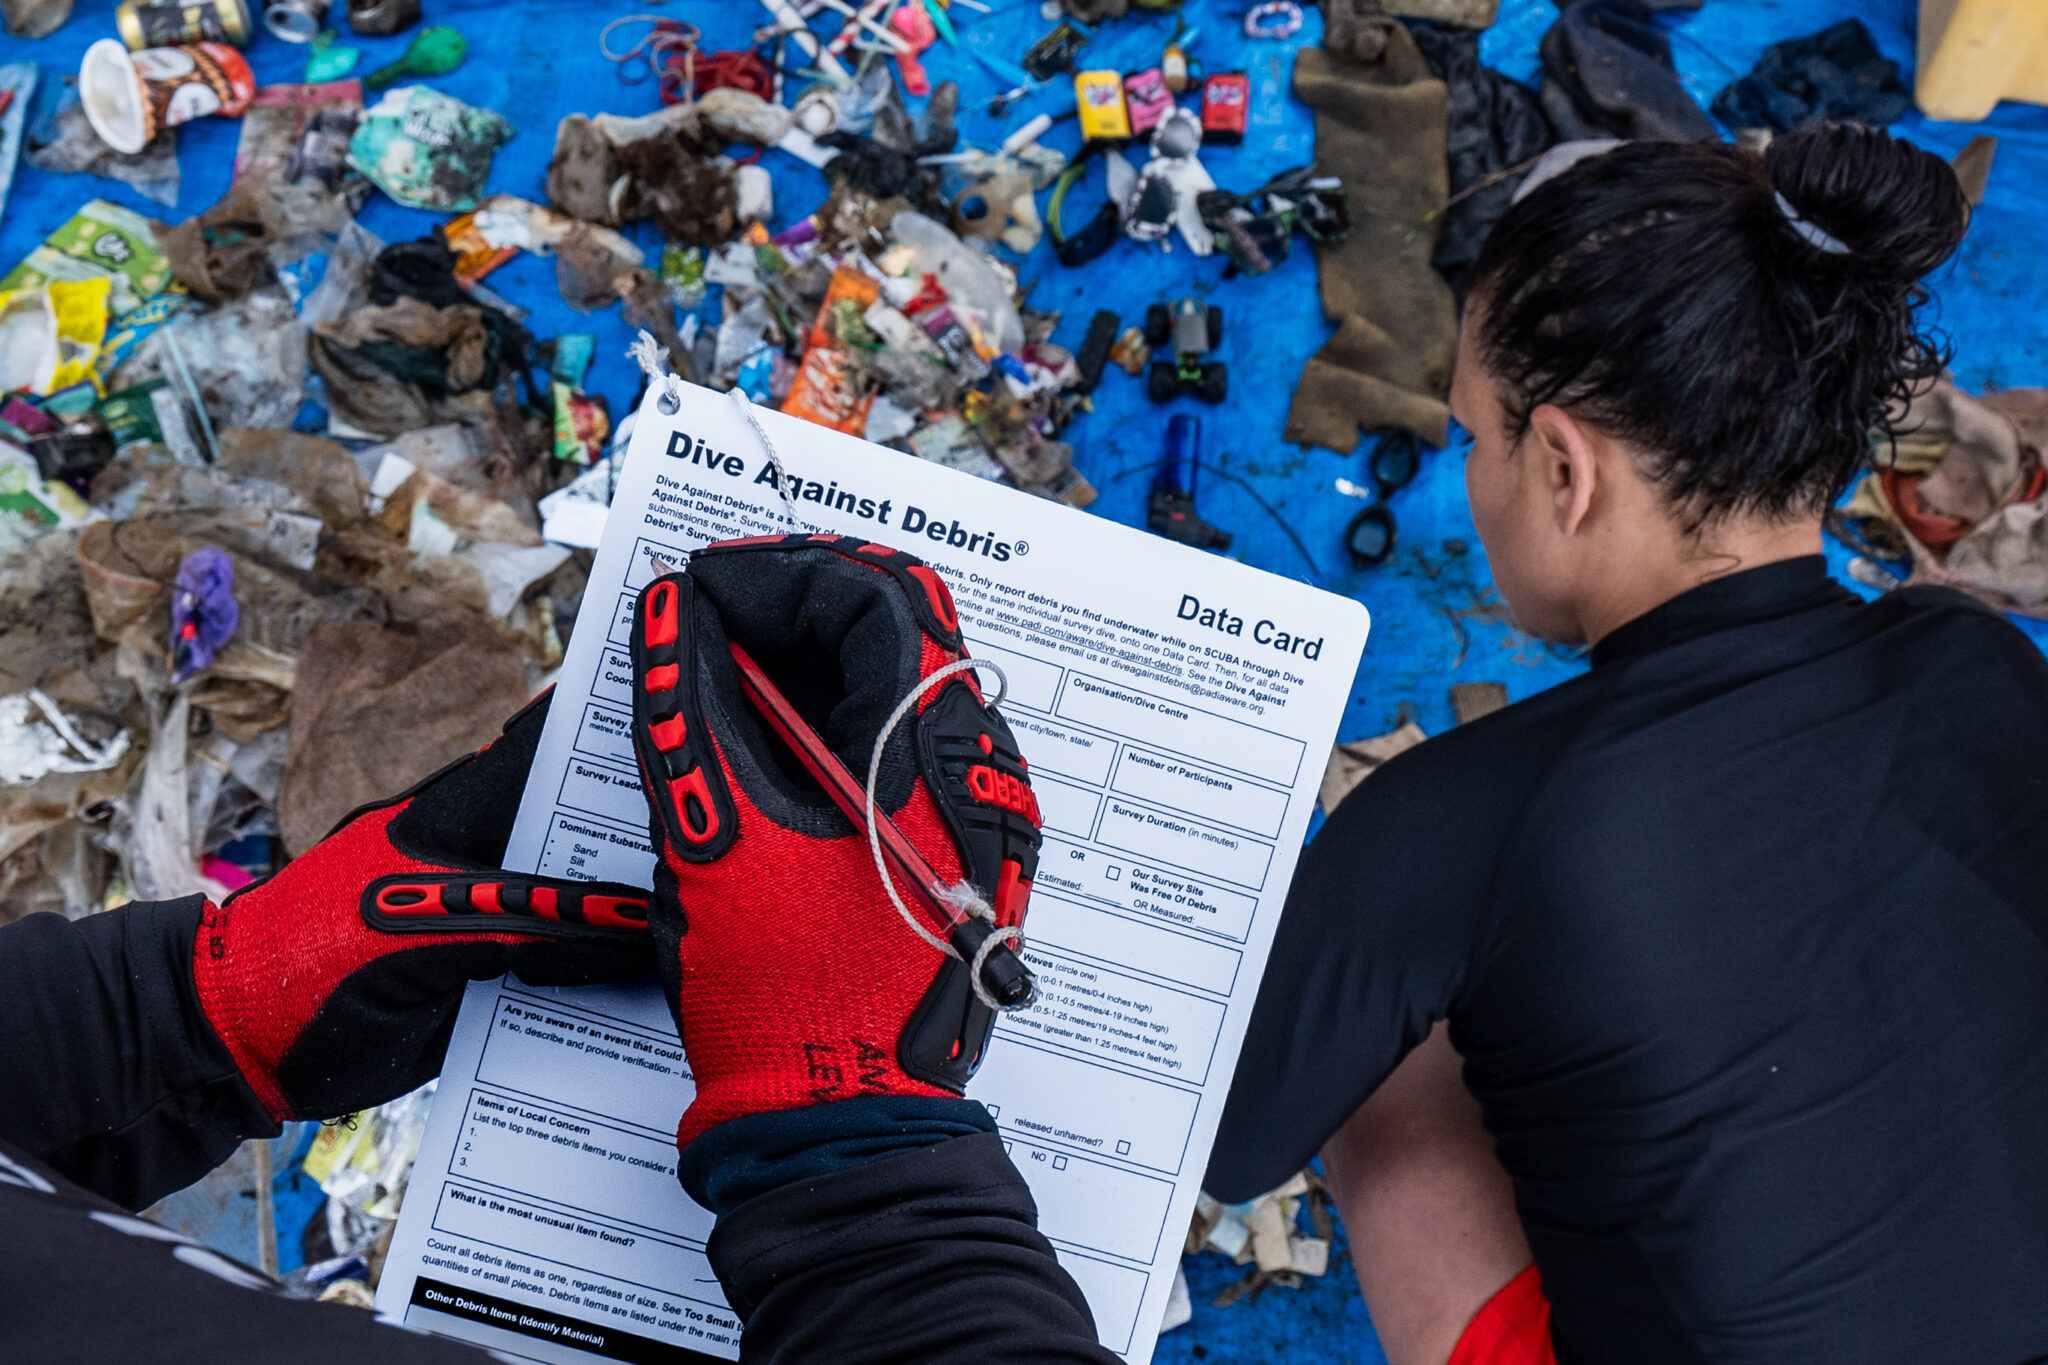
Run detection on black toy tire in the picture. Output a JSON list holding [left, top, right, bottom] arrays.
[[1198, 361, 1228, 404], [1149, 360, 1180, 403], [1144, 304, 1172, 347], [1206, 306, 1224, 346]]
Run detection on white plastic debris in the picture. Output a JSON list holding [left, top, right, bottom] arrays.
[[538, 454, 619, 549], [1161, 1264, 1193, 1332], [736, 164, 774, 224], [0, 689, 131, 786]]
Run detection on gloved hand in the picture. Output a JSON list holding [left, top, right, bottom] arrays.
[[628, 534, 1042, 1152], [192, 694, 654, 1121]]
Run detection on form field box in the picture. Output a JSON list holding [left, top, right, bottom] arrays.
[[1031, 773, 1101, 838], [974, 1038, 1201, 1175], [1112, 748, 1288, 838], [476, 996, 689, 1137], [536, 812, 653, 887], [1014, 1139, 1176, 1264], [452, 1092, 686, 1237], [1034, 837, 1260, 943], [557, 758, 649, 830], [1007, 950, 1226, 1086], [430, 1181, 715, 1303], [1057, 673, 1305, 786], [1097, 798, 1273, 891], [571, 704, 635, 768], [1007, 712, 1116, 786], [605, 590, 638, 648], [959, 639, 1064, 714], [1056, 1253, 1149, 1355], [590, 649, 635, 707], [1025, 888, 1242, 996], [623, 537, 689, 593]]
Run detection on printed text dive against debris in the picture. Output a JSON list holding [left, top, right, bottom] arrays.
[[378, 381, 1370, 1365]]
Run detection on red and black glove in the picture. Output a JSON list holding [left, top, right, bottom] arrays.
[[192, 694, 654, 1121], [628, 534, 1043, 1152]]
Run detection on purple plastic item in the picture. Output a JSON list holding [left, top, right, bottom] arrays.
[[169, 547, 239, 683]]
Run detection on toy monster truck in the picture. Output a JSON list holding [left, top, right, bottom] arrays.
[[1144, 298, 1227, 404]]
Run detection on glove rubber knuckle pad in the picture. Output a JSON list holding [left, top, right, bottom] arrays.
[[632, 573, 739, 862], [917, 684, 1041, 928], [901, 682, 1045, 1091], [361, 874, 650, 938]]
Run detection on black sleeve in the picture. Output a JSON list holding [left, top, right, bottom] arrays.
[[683, 1097, 1117, 1363], [0, 1137, 492, 1362], [1202, 727, 1515, 1202], [704, 1126, 1119, 1364], [0, 899, 277, 1210]]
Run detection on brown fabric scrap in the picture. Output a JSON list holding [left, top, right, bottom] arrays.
[[275, 620, 529, 854]]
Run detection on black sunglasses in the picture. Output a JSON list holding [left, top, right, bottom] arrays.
[[1341, 432, 1423, 568]]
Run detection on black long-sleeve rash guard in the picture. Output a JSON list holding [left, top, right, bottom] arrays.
[[1207, 558, 2048, 1365], [0, 899, 1114, 1364]]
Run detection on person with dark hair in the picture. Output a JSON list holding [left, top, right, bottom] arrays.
[[1208, 123, 2048, 1365]]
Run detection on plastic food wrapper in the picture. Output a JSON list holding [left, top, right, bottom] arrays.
[[536, 446, 619, 548], [547, 332, 605, 465], [0, 200, 176, 316], [95, 293, 188, 383], [233, 79, 368, 207], [908, 412, 1004, 480], [99, 379, 206, 465], [0, 277, 112, 396], [551, 385, 608, 465], [441, 208, 515, 284], [0, 441, 99, 549], [781, 263, 880, 435], [888, 209, 1024, 354], [346, 85, 512, 212], [302, 1082, 436, 1229]]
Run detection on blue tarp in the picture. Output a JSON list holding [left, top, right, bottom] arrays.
[[4, 0, 2047, 1358]]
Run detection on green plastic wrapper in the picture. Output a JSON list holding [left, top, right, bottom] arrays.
[[0, 199, 174, 316]]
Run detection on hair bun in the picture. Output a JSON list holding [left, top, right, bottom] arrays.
[[1763, 123, 1968, 285]]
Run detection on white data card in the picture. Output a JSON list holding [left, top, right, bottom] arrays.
[[377, 381, 1370, 1364]]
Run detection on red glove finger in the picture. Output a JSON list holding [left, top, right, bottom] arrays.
[[192, 693, 654, 1121], [629, 534, 1042, 1153]]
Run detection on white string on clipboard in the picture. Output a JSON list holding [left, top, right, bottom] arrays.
[[628, 330, 807, 532]]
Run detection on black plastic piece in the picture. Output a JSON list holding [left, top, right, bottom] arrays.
[[1149, 486, 1234, 549], [1074, 310, 1119, 394], [1144, 303, 1172, 347], [1345, 505, 1398, 567], [1147, 360, 1177, 403]]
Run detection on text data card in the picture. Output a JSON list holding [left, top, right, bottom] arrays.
[[378, 382, 1369, 1364]]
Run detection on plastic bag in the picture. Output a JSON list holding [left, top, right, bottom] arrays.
[[115, 290, 307, 436], [24, 95, 181, 208], [888, 212, 1024, 354]]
